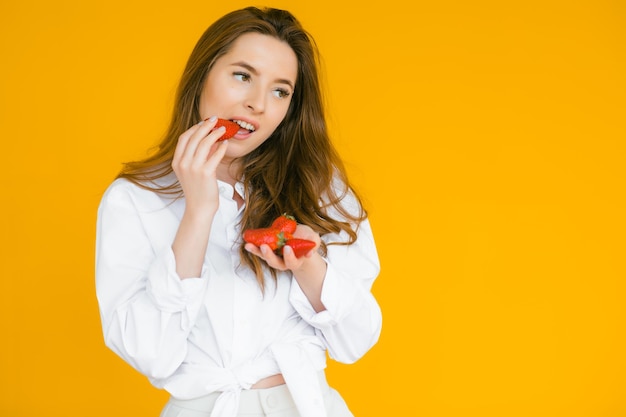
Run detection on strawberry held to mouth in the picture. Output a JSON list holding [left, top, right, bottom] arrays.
[[212, 118, 240, 141]]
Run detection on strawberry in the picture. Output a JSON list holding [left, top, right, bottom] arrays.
[[283, 238, 316, 258], [243, 228, 291, 251], [213, 118, 240, 141], [271, 214, 297, 234]]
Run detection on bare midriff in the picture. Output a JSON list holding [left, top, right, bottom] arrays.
[[251, 373, 286, 389]]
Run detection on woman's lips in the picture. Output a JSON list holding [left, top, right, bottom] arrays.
[[232, 128, 254, 140]]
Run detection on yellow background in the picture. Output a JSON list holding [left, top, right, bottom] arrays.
[[1, 0, 624, 416]]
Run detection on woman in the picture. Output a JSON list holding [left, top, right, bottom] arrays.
[[96, 7, 382, 417]]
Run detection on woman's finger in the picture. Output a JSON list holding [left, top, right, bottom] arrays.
[[173, 122, 202, 164], [202, 139, 229, 172], [245, 244, 289, 271], [193, 126, 226, 162], [178, 117, 218, 165], [260, 245, 288, 270]]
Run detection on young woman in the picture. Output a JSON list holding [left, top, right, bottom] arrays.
[[96, 7, 382, 417]]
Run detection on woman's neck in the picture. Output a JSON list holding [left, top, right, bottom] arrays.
[[216, 159, 242, 187]]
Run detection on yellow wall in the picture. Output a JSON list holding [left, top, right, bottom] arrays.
[[1, 0, 624, 416]]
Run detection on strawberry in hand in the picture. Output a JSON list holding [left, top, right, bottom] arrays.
[[270, 214, 297, 234], [212, 118, 240, 141], [243, 228, 291, 251], [243, 214, 316, 259], [283, 238, 316, 258]]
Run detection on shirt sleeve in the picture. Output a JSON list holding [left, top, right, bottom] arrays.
[[95, 180, 209, 380], [288, 189, 383, 364]]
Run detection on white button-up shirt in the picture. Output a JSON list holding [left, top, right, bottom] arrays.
[[96, 177, 382, 417]]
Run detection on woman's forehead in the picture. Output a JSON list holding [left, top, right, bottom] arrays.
[[222, 33, 298, 79]]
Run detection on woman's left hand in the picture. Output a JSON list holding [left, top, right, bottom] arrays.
[[246, 224, 327, 311]]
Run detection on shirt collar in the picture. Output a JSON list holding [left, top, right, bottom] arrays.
[[216, 179, 245, 200]]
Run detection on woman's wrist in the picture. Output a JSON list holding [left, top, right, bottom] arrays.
[[183, 203, 218, 224], [173, 205, 217, 279], [291, 252, 327, 312], [292, 251, 326, 276]]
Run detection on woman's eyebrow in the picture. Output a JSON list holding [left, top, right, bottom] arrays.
[[232, 61, 295, 89]]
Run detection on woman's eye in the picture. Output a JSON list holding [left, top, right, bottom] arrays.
[[234, 72, 251, 82], [273, 89, 290, 99]]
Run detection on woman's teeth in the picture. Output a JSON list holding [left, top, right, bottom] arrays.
[[232, 120, 255, 132]]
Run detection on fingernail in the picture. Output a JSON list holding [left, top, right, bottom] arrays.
[[206, 115, 217, 122]]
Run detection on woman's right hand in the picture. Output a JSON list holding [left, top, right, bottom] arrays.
[[171, 116, 229, 279], [171, 116, 230, 215]]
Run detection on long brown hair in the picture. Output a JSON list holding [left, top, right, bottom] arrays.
[[118, 7, 367, 290]]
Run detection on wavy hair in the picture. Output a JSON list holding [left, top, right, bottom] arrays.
[[117, 7, 367, 290]]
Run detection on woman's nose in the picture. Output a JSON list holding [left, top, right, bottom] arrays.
[[245, 86, 265, 113]]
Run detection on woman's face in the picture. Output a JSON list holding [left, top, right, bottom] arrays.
[[199, 32, 298, 160]]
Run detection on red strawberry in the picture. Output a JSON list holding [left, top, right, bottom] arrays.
[[271, 214, 297, 234], [213, 118, 240, 141], [243, 228, 291, 251], [284, 238, 316, 258]]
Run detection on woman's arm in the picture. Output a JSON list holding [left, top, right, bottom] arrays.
[[245, 186, 383, 363], [290, 216, 383, 363], [96, 118, 229, 379], [171, 117, 228, 278], [96, 181, 210, 380]]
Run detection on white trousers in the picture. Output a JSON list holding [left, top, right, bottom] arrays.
[[159, 373, 353, 417]]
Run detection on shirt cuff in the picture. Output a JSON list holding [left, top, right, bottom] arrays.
[[289, 261, 360, 329], [146, 246, 209, 314]]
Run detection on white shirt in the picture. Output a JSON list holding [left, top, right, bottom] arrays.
[[95, 177, 382, 417]]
